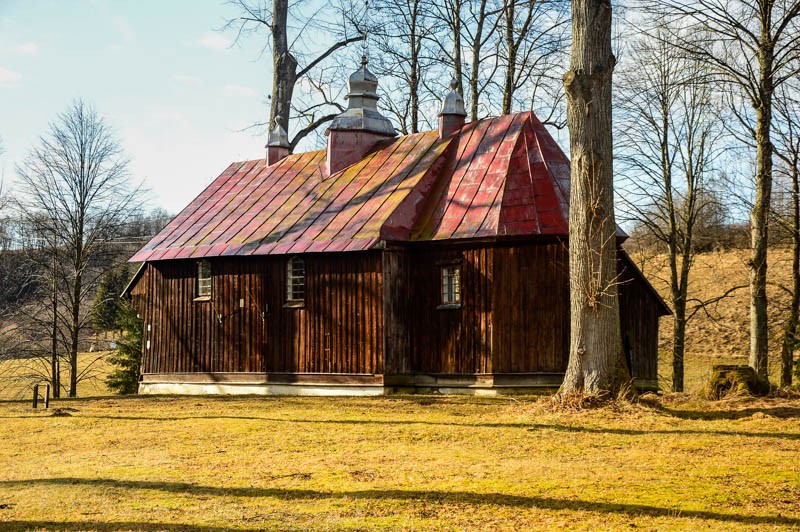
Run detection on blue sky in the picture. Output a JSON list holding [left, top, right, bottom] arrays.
[[0, 0, 284, 213]]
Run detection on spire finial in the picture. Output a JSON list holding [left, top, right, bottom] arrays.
[[439, 73, 467, 117], [268, 114, 289, 147]]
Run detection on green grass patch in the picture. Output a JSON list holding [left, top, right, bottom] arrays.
[[0, 393, 798, 530]]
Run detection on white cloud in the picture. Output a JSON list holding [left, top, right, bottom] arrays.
[[113, 17, 135, 43], [169, 74, 202, 89], [0, 67, 22, 88], [198, 32, 231, 51], [9, 42, 38, 54], [222, 84, 257, 98]]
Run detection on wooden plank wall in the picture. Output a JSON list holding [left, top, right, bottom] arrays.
[[491, 243, 570, 373], [262, 252, 383, 374], [129, 243, 660, 382], [382, 249, 411, 374], [403, 246, 494, 374], [133, 253, 383, 375], [618, 268, 660, 381]]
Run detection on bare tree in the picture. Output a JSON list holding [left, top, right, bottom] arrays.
[[616, 29, 724, 391], [559, 0, 628, 397], [650, 0, 800, 381], [427, 0, 504, 121], [15, 100, 141, 397], [498, 0, 569, 125], [225, 0, 365, 149], [370, 0, 439, 134], [773, 81, 800, 386]]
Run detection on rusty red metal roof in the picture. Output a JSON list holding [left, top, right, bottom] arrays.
[[130, 111, 573, 262]]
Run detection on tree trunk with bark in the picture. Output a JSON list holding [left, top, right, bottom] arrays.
[[270, 0, 297, 137], [780, 159, 799, 385], [50, 256, 60, 398], [750, 79, 773, 381], [559, 0, 627, 397]]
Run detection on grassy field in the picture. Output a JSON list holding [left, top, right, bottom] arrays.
[[0, 352, 114, 401], [0, 393, 798, 530]]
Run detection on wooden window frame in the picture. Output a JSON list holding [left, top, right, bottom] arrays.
[[285, 256, 305, 308], [438, 264, 462, 309], [194, 259, 212, 302]]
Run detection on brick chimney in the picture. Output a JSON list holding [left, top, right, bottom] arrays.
[[266, 116, 290, 166], [438, 77, 467, 139], [326, 56, 395, 175]]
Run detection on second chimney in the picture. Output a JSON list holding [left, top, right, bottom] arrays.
[[266, 116, 290, 166], [438, 77, 467, 139]]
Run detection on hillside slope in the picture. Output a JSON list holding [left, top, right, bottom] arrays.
[[631, 247, 796, 390]]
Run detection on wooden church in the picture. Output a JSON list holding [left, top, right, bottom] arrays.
[[124, 58, 669, 395]]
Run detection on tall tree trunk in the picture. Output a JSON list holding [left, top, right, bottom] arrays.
[[51, 255, 60, 398], [671, 247, 692, 392], [749, 63, 774, 381], [409, 0, 420, 134], [559, 0, 627, 396], [469, 0, 491, 121], [270, 0, 298, 136], [502, 0, 517, 115], [451, 0, 463, 95], [69, 271, 81, 397], [780, 161, 799, 386]]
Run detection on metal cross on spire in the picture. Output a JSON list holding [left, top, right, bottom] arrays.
[[361, 0, 370, 64]]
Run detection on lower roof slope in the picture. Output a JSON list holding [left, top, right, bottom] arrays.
[[130, 111, 572, 262]]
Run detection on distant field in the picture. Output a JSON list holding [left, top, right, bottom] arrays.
[[634, 246, 796, 390], [0, 352, 113, 401], [0, 394, 798, 530]]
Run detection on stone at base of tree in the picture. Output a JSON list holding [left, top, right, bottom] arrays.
[[705, 365, 770, 399]]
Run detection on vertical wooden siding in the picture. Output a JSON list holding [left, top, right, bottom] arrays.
[[129, 243, 660, 382], [618, 268, 660, 381], [402, 246, 494, 374], [134, 253, 382, 375], [491, 243, 570, 373]]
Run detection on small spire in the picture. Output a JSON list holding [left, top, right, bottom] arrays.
[[267, 115, 289, 148], [440, 75, 466, 117]]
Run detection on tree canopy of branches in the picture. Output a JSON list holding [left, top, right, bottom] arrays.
[[15, 100, 141, 397], [649, 0, 800, 381], [369, 0, 569, 131], [616, 27, 725, 392], [224, 0, 365, 150]]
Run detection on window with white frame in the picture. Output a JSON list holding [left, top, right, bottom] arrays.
[[197, 260, 212, 299], [441, 264, 461, 306], [286, 257, 305, 304]]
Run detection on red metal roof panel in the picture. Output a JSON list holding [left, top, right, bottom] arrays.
[[130, 111, 583, 263]]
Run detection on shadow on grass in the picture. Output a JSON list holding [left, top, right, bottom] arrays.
[[4, 412, 798, 440], [1, 478, 797, 526], [0, 521, 259, 532], [527, 423, 800, 440], [659, 405, 800, 421]]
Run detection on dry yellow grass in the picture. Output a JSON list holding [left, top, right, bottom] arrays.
[[0, 352, 114, 401], [0, 394, 798, 530], [632, 246, 797, 390]]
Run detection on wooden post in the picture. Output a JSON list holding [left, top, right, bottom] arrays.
[[32, 384, 39, 409]]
